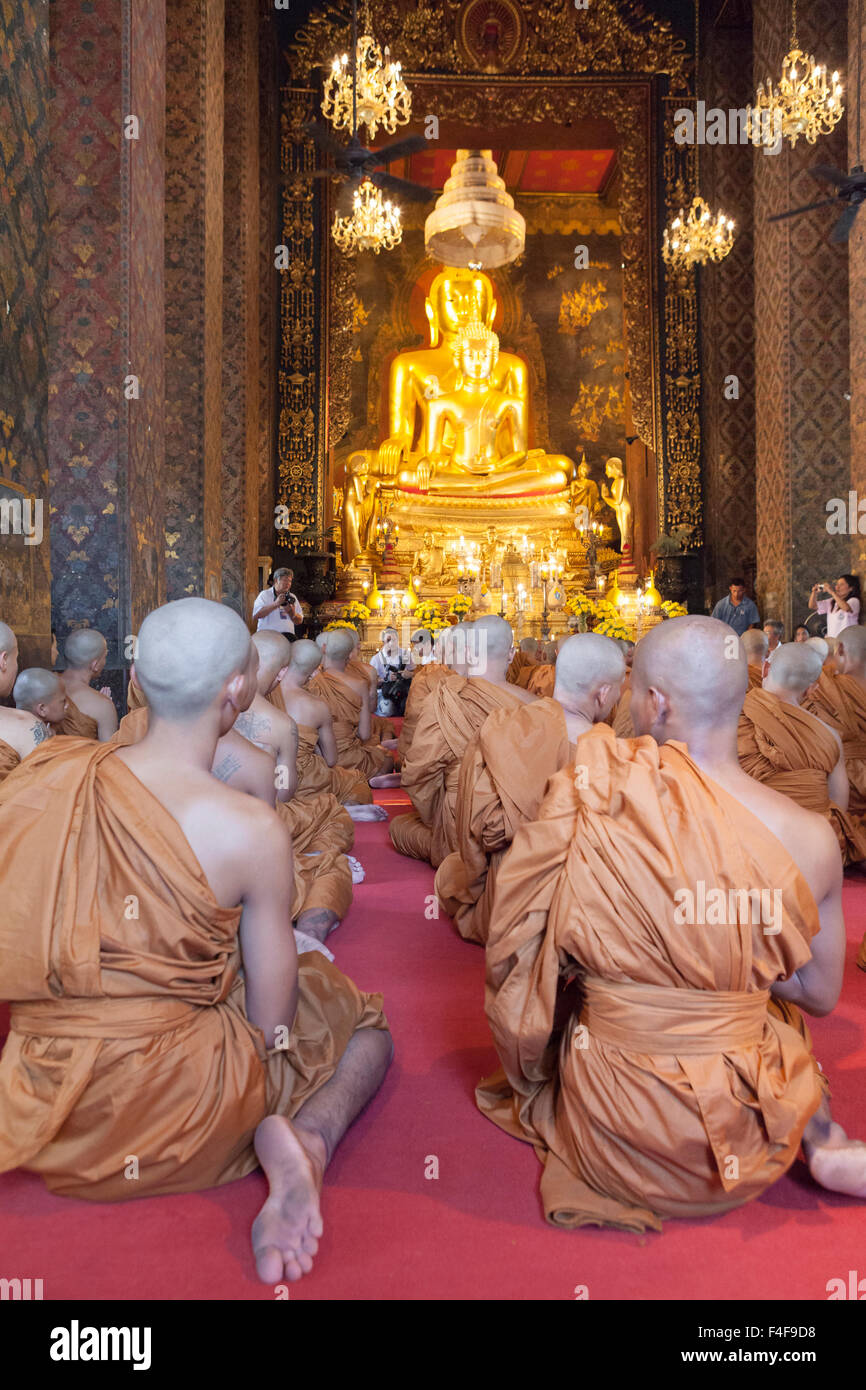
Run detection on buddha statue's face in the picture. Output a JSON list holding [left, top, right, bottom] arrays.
[[428, 270, 495, 342], [577, 462, 590, 480], [460, 334, 497, 382]]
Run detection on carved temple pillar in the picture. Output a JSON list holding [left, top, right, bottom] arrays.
[[752, 0, 850, 631], [164, 0, 224, 603], [848, 0, 866, 574]]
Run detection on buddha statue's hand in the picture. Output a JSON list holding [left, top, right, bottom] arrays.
[[415, 459, 432, 493], [377, 438, 406, 476]]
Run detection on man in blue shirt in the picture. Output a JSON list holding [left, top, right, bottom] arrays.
[[711, 577, 761, 635]]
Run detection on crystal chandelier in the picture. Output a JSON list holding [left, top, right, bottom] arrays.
[[748, 0, 843, 148], [333, 179, 402, 256], [322, 1, 411, 141], [662, 195, 735, 269]]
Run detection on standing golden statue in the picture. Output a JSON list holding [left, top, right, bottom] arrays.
[[601, 455, 634, 559], [341, 267, 572, 566]]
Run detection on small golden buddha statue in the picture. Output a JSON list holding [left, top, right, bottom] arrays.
[[601, 456, 634, 558], [411, 530, 447, 585], [341, 266, 572, 566], [570, 455, 601, 525]]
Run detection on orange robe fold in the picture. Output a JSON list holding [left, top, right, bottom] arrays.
[[0, 740, 387, 1200], [397, 662, 450, 761], [805, 671, 866, 816], [738, 687, 866, 866], [0, 738, 20, 784], [747, 665, 763, 691], [308, 670, 390, 777], [612, 684, 634, 738], [127, 677, 147, 711], [526, 664, 555, 698], [477, 724, 822, 1232], [59, 697, 99, 740], [514, 661, 539, 690], [390, 675, 526, 867], [434, 699, 572, 943], [506, 651, 535, 686], [347, 657, 395, 742], [265, 687, 372, 805]]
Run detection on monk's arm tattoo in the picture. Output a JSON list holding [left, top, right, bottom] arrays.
[[31, 721, 54, 746], [213, 752, 242, 783], [233, 711, 272, 748]]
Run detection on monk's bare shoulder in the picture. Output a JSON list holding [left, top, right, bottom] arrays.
[[216, 729, 276, 802], [0, 706, 54, 758], [733, 770, 841, 904], [810, 710, 844, 759], [69, 685, 115, 719]]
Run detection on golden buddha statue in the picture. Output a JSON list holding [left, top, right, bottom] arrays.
[[570, 455, 601, 525], [341, 267, 572, 566], [601, 455, 634, 559]]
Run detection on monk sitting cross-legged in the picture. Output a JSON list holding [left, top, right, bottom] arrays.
[[390, 616, 535, 867], [506, 636, 540, 689], [741, 628, 768, 690], [738, 642, 866, 867], [435, 633, 625, 945], [479, 614, 866, 1231], [0, 598, 392, 1284], [0, 624, 56, 781], [308, 629, 395, 780], [58, 628, 118, 740], [272, 639, 385, 819], [396, 627, 451, 763]]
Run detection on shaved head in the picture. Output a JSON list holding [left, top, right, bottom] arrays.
[[289, 638, 323, 677], [740, 629, 768, 664], [519, 637, 540, 656], [13, 667, 63, 710], [632, 615, 747, 740], [0, 621, 15, 656], [64, 628, 107, 667], [555, 634, 625, 718], [473, 614, 512, 660], [134, 598, 253, 721], [542, 640, 559, 664], [251, 630, 292, 688], [804, 636, 829, 663], [764, 642, 823, 697], [837, 626, 866, 673], [0, 621, 18, 698], [321, 628, 355, 662]]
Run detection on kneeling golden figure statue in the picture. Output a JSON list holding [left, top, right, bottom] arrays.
[[341, 267, 572, 567]]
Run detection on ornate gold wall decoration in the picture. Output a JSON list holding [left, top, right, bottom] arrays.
[[558, 280, 609, 334], [456, 0, 527, 74], [570, 382, 625, 442], [328, 252, 354, 450]]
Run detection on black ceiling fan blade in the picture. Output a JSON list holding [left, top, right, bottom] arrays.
[[370, 134, 429, 167], [767, 197, 838, 223], [303, 121, 351, 161], [809, 163, 849, 187], [830, 202, 860, 243], [373, 172, 436, 203]]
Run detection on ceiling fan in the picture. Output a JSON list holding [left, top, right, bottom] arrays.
[[768, 0, 864, 244], [302, 0, 435, 210]]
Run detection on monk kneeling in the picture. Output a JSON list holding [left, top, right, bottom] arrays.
[[59, 629, 118, 740], [479, 616, 865, 1230], [0, 625, 56, 781], [0, 598, 392, 1283]]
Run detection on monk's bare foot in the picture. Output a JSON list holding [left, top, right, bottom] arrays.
[[347, 855, 366, 884], [296, 907, 340, 942], [252, 1115, 326, 1283], [345, 804, 388, 822], [369, 773, 402, 788], [805, 1121, 866, 1198]]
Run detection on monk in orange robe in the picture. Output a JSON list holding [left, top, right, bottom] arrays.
[[396, 628, 451, 762], [390, 616, 535, 866], [0, 597, 393, 1285], [506, 637, 540, 687], [0, 624, 57, 781], [740, 629, 767, 691], [308, 629, 394, 779], [127, 673, 147, 711], [346, 628, 396, 744], [526, 642, 558, 698], [738, 643, 866, 866], [479, 615, 866, 1231], [58, 628, 118, 739], [436, 633, 625, 944]]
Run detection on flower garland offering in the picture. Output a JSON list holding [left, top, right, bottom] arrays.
[[342, 600, 371, 624], [661, 600, 688, 618], [448, 593, 473, 617], [324, 619, 359, 633]]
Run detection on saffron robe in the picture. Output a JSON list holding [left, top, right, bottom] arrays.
[[526, 664, 556, 698], [514, 661, 539, 691], [396, 662, 450, 762], [59, 697, 98, 740], [738, 687, 866, 866], [506, 651, 535, 686], [308, 670, 390, 778], [390, 675, 526, 866], [0, 738, 20, 784], [804, 671, 866, 816], [127, 676, 147, 711], [477, 724, 822, 1231], [612, 685, 635, 738], [434, 699, 572, 944], [265, 686, 373, 805], [747, 664, 763, 691], [0, 739, 387, 1200]]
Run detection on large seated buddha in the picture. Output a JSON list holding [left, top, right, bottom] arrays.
[[341, 267, 573, 566]]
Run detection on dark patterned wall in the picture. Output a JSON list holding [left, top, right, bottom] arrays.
[[753, 0, 850, 631], [849, 0, 866, 576], [222, 0, 260, 619], [258, 1, 277, 566], [0, 0, 51, 665], [700, 11, 757, 602], [47, 0, 125, 663], [164, 0, 224, 602]]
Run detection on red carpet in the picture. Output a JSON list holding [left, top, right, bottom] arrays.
[[1, 793, 866, 1300]]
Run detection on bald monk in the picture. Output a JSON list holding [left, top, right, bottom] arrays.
[[344, 628, 396, 744], [741, 628, 768, 690], [436, 633, 625, 944], [479, 614, 866, 1230], [396, 627, 451, 762], [738, 643, 866, 867], [309, 629, 394, 779], [525, 640, 558, 698], [13, 667, 69, 732], [0, 598, 391, 1282], [507, 636, 541, 687], [0, 624, 55, 781], [804, 626, 866, 820], [273, 639, 384, 818], [59, 629, 118, 740], [390, 616, 535, 865]]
